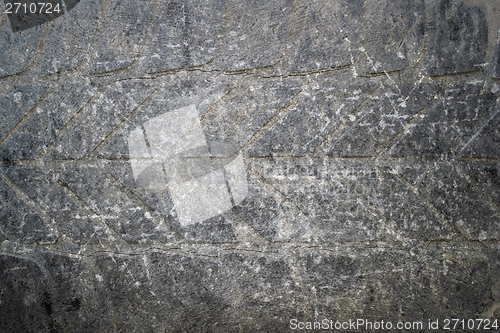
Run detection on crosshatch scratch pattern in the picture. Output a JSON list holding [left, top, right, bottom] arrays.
[[1, 0, 500, 331]]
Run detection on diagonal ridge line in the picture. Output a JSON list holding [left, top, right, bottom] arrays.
[[250, 168, 326, 241], [0, 89, 52, 151], [87, 84, 160, 158], [238, 86, 304, 154], [36, 86, 103, 160], [56, 177, 129, 244], [376, 89, 442, 158], [0, 173, 58, 239], [307, 82, 381, 157], [458, 94, 500, 155], [104, 171, 188, 243]]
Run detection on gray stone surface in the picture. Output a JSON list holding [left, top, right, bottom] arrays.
[[494, 45, 500, 78], [356, 0, 426, 75], [0, 12, 44, 77], [427, 0, 489, 76], [391, 79, 498, 156], [139, 0, 227, 73], [1, 0, 500, 331], [211, 0, 292, 71], [90, 0, 152, 74], [30, 0, 100, 76]]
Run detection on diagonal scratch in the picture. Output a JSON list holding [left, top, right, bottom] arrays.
[[87, 83, 160, 158], [56, 177, 129, 244], [237, 86, 304, 154], [0, 173, 58, 239], [0, 89, 52, 150]]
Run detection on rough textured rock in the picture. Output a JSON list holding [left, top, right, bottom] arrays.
[[139, 0, 227, 73], [90, 0, 152, 74], [427, 0, 489, 76], [0, 16, 44, 77], [356, 0, 426, 75], [1, 0, 500, 331]]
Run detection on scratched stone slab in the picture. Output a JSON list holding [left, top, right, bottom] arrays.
[[29, 0, 100, 76], [89, 0, 153, 74], [401, 160, 500, 240], [47, 80, 157, 159], [0, 174, 56, 244], [391, 80, 499, 156], [460, 98, 500, 157], [467, 161, 500, 205], [1, 244, 499, 331], [324, 70, 440, 157], [247, 71, 377, 157], [0, 79, 97, 160], [210, 0, 292, 71], [1, 0, 500, 331], [355, 0, 425, 75], [0, 84, 48, 144], [426, 0, 489, 76], [286, 0, 364, 73], [138, 0, 227, 73], [2, 164, 110, 243], [494, 44, 500, 78], [0, 8, 44, 77], [202, 77, 303, 152], [92, 74, 232, 160]]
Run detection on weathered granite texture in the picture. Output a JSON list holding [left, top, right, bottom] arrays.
[[1, 0, 500, 331]]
